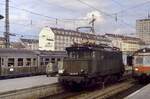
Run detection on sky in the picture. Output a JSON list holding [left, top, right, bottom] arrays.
[[0, 0, 150, 41]]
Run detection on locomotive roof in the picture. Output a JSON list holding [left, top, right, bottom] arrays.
[[133, 48, 150, 55], [66, 43, 120, 52]]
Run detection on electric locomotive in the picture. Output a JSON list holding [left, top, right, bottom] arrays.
[[58, 43, 124, 88]]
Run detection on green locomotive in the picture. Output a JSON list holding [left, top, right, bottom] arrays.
[[58, 43, 125, 88]]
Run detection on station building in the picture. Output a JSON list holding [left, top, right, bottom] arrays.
[[105, 34, 144, 52], [39, 27, 111, 51], [105, 33, 145, 66]]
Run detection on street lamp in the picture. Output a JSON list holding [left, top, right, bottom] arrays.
[[0, 15, 4, 19]]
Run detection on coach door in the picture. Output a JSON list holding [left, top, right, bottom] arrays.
[[0, 57, 1, 75]]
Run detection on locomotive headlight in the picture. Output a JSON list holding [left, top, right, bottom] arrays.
[[134, 68, 138, 71], [81, 69, 84, 72], [80, 69, 87, 74], [58, 69, 64, 74]]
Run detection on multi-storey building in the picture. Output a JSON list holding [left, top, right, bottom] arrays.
[[105, 33, 144, 65], [39, 27, 111, 51], [105, 34, 144, 52], [136, 19, 150, 43], [0, 37, 5, 48]]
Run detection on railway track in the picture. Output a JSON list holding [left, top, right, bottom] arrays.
[[43, 79, 136, 99]]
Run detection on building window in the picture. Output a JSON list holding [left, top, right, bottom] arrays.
[[8, 58, 14, 67], [18, 58, 23, 66], [42, 35, 46, 37], [26, 58, 31, 66]]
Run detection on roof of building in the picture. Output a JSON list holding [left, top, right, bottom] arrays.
[[11, 42, 25, 49], [50, 27, 111, 42], [137, 18, 150, 22], [105, 33, 141, 41], [20, 38, 39, 44], [0, 37, 5, 41]]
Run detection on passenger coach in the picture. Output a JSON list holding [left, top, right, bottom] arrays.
[[127, 48, 150, 82], [0, 48, 66, 78]]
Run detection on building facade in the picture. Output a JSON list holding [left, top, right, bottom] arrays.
[[105, 33, 144, 65], [39, 27, 111, 51], [0, 37, 5, 48], [105, 34, 143, 52], [136, 19, 150, 43]]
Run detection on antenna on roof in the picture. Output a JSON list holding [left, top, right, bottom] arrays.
[[89, 14, 96, 33], [148, 12, 150, 19]]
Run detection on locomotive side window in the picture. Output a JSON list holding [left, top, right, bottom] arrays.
[[26, 58, 31, 66], [18, 58, 23, 66], [8, 58, 14, 67]]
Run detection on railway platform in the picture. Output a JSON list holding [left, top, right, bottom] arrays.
[[125, 83, 150, 99], [0, 75, 60, 99]]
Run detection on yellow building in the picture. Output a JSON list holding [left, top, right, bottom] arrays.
[[105, 34, 143, 52]]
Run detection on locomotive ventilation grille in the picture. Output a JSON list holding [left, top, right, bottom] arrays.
[[63, 59, 90, 74]]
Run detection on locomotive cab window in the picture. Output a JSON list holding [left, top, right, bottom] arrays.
[[8, 58, 14, 67], [134, 56, 143, 66], [143, 56, 150, 66]]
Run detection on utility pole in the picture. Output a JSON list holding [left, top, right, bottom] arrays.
[[5, 0, 10, 48], [89, 14, 96, 33], [0, 15, 4, 19]]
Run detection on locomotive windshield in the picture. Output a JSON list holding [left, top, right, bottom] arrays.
[[68, 50, 92, 59], [134, 56, 150, 66]]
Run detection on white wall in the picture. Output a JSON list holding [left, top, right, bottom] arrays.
[[39, 27, 55, 51]]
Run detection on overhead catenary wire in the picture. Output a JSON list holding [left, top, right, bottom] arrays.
[[0, 2, 89, 21], [76, 0, 134, 29], [116, 0, 150, 14]]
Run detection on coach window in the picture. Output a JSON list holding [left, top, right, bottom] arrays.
[[57, 58, 61, 61], [51, 58, 55, 63], [40, 58, 44, 65], [33, 58, 36, 66], [26, 58, 31, 66], [45, 58, 49, 65], [8, 58, 14, 67], [18, 58, 23, 66], [1, 58, 4, 65]]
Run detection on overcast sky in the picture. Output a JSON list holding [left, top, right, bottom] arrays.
[[0, 0, 150, 40]]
